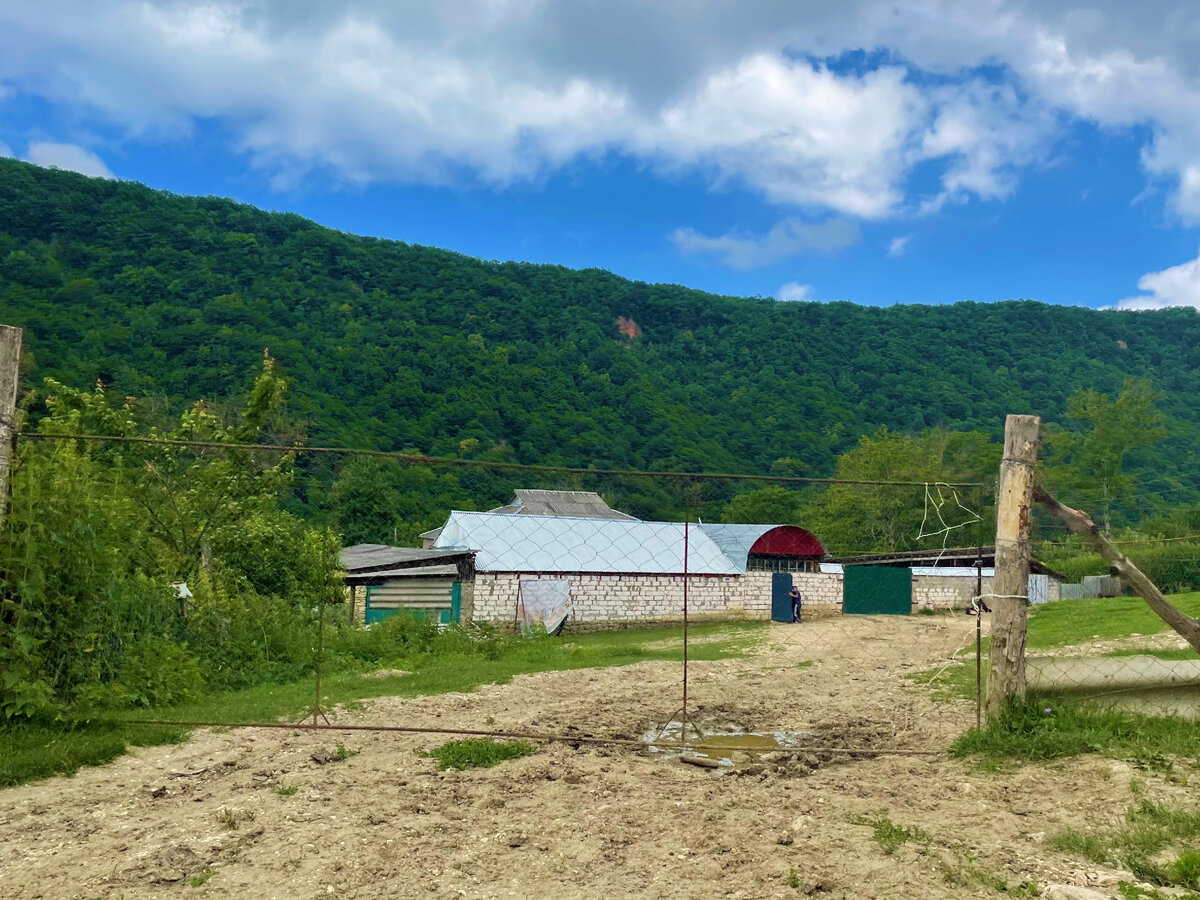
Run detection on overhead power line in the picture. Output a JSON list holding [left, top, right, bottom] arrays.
[[16, 431, 987, 489]]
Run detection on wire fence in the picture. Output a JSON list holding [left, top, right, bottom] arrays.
[[1013, 465, 1200, 719], [4, 420, 1198, 769]]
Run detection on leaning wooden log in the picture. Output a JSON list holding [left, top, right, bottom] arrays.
[[1034, 487, 1200, 656]]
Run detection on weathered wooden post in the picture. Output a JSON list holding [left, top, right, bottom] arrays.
[[985, 414, 1040, 721], [0, 325, 22, 533]]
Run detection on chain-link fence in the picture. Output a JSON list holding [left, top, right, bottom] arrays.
[[1, 421, 1004, 757], [1016, 468, 1200, 719]]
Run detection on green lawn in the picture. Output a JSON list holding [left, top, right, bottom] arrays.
[[0, 621, 763, 788], [918, 592, 1200, 703], [1025, 592, 1200, 650]]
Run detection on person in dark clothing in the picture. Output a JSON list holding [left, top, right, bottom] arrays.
[[789, 586, 803, 623]]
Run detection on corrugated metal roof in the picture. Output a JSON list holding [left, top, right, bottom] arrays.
[[344, 564, 460, 584], [695, 524, 775, 566], [511, 490, 638, 520], [433, 511, 743, 575], [416, 490, 635, 545], [340, 543, 470, 572]]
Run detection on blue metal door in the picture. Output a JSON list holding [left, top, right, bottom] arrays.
[[771, 572, 794, 622]]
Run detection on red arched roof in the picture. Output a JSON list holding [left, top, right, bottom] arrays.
[[748, 525, 826, 558]]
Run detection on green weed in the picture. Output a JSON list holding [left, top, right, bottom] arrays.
[[427, 738, 537, 771], [1050, 800, 1200, 889], [276, 784, 298, 797], [950, 698, 1200, 765], [935, 848, 1008, 893], [850, 812, 931, 855], [785, 868, 802, 889], [189, 867, 214, 888], [216, 807, 254, 830]]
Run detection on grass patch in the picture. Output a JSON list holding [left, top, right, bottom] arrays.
[[1107, 648, 1200, 661], [935, 848, 1011, 893], [795, 660, 815, 669], [916, 591, 1200, 705], [275, 784, 298, 796], [427, 737, 537, 771], [850, 812, 932, 855], [0, 720, 190, 788], [951, 698, 1200, 765], [1025, 593, 1200, 650], [0, 621, 762, 788], [1050, 799, 1200, 890], [189, 867, 214, 888]]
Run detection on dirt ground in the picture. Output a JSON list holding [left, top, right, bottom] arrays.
[[2, 614, 1196, 900]]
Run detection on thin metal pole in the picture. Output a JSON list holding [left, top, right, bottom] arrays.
[[682, 518, 690, 726], [975, 548, 983, 731], [315, 598, 324, 726]]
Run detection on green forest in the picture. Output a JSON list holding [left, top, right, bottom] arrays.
[[4, 156, 1200, 483]]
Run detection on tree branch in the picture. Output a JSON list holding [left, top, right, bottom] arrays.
[[1034, 486, 1200, 655]]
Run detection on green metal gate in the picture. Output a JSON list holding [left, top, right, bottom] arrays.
[[843, 566, 912, 615]]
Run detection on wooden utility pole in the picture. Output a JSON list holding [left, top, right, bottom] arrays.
[[0, 325, 21, 533], [986, 414, 1040, 721], [1036, 488, 1200, 655]]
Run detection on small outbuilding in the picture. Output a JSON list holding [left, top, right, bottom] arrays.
[[340, 544, 476, 626]]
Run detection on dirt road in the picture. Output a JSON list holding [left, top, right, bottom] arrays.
[[1, 615, 1192, 899]]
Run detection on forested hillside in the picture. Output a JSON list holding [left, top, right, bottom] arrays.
[[3, 157, 1200, 517]]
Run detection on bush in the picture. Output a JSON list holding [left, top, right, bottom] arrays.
[[330, 618, 518, 669], [76, 638, 205, 710]]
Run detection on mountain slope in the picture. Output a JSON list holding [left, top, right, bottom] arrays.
[[2, 156, 1199, 489]]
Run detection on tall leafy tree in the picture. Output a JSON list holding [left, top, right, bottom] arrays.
[[1045, 377, 1167, 533], [802, 428, 998, 554]]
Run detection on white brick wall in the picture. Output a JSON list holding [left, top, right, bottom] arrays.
[[470, 570, 844, 626], [911, 574, 993, 610]]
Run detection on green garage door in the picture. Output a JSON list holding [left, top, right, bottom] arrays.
[[843, 566, 912, 615]]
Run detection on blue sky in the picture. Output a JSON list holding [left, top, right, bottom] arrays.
[[4, 1, 1200, 310]]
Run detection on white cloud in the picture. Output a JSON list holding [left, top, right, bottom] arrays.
[[887, 234, 912, 257], [4, 1, 1200, 221], [0, 141, 12, 158], [672, 217, 859, 268], [777, 282, 814, 302], [643, 56, 927, 218], [1115, 248, 1200, 309], [0, 2, 1058, 217], [25, 142, 114, 178]]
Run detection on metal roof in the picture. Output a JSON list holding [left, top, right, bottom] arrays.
[[832, 546, 1063, 579], [510, 490, 638, 520], [694, 524, 775, 565], [339, 543, 471, 573], [433, 511, 743, 575], [344, 563, 460, 584], [416, 490, 636, 545]]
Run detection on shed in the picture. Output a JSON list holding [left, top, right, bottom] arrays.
[[340, 543, 476, 626]]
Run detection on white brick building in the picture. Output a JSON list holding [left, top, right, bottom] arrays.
[[432, 511, 828, 629]]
